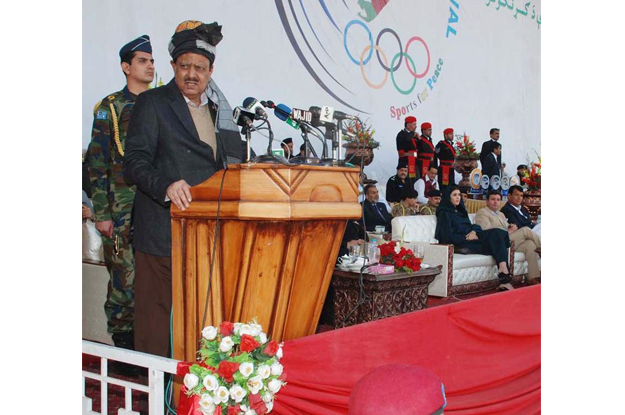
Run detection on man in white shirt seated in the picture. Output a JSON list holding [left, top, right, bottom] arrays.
[[509, 164, 529, 189], [415, 165, 440, 205], [476, 190, 541, 285]]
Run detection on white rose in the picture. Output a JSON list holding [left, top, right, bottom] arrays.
[[239, 362, 254, 378], [270, 362, 283, 377], [199, 394, 215, 415], [265, 401, 274, 413], [247, 375, 264, 395], [268, 379, 282, 394], [215, 386, 230, 404], [202, 326, 218, 341], [238, 324, 253, 336], [183, 373, 199, 390], [233, 323, 242, 335], [259, 333, 267, 344], [229, 385, 247, 403], [276, 344, 284, 359], [262, 392, 274, 403], [257, 364, 271, 380], [220, 336, 234, 352], [240, 405, 248, 412], [202, 374, 219, 392], [250, 323, 263, 337], [244, 410, 257, 415]]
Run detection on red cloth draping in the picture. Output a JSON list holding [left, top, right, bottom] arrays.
[[274, 286, 540, 415]]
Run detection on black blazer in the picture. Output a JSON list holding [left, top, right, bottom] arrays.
[[480, 139, 502, 168], [500, 202, 534, 229], [124, 80, 236, 256], [481, 152, 501, 179], [361, 201, 392, 232]]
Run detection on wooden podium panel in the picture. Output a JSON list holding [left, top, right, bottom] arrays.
[[171, 163, 361, 363]]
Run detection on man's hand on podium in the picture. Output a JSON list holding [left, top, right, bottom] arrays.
[[167, 179, 192, 211]]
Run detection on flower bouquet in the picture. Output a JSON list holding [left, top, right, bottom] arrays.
[[521, 161, 541, 192], [378, 241, 421, 273], [342, 119, 380, 149], [177, 320, 286, 415], [454, 134, 479, 159]]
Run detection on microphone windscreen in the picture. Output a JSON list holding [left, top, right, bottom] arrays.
[[242, 97, 256, 108], [275, 103, 291, 121]]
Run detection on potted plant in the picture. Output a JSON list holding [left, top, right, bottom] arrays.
[[342, 119, 380, 167], [521, 158, 541, 220], [453, 134, 480, 192]]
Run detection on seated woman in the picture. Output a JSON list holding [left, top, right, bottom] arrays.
[[435, 186, 514, 291]]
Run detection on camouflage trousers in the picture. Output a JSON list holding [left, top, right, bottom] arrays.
[[102, 217, 135, 334]]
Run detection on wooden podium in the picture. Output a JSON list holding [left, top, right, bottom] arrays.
[[171, 163, 361, 363]]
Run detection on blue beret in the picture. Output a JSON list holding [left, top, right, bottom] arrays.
[[119, 35, 152, 58]]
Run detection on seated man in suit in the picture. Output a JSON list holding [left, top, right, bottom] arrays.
[[391, 188, 419, 218], [500, 185, 541, 237], [362, 184, 392, 233], [419, 189, 441, 215], [481, 141, 502, 188], [476, 190, 541, 285]]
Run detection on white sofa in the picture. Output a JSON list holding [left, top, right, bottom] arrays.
[[391, 214, 517, 297]]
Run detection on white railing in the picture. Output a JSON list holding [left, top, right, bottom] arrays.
[[82, 340, 179, 415]]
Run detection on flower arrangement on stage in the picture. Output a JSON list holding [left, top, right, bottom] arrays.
[[454, 134, 479, 159], [522, 160, 541, 192], [178, 320, 286, 415], [378, 241, 421, 273], [342, 118, 380, 149]]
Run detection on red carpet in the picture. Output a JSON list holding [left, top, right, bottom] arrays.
[[274, 285, 541, 415]]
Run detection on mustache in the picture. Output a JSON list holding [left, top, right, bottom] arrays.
[[184, 77, 200, 82]]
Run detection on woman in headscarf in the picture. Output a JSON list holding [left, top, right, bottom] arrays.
[[435, 186, 514, 290]]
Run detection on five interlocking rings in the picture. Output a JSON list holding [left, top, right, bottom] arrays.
[[343, 20, 431, 95]]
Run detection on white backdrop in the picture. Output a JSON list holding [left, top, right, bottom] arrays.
[[83, 0, 541, 190]]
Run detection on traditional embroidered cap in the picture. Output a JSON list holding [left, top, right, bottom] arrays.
[[405, 116, 417, 124], [169, 20, 223, 63], [119, 35, 152, 58], [443, 128, 454, 135], [421, 122, 432, 130], [396, 158, 408, 170], [349, 364, 446, 415]]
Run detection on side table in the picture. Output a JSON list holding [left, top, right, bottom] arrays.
[[332, 265, 442, 328]]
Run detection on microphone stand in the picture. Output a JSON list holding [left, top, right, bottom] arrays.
[[252, 118, 291, 165], [244, 125, 252, 163]]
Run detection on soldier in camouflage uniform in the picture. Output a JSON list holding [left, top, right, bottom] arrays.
[[86, 35, 154, 350]]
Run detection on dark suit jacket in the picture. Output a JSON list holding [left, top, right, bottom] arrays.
[[124, 80, 237, 256], [481, 152, 501, 179], [362, 201, 392, 232], [500, 202, 534, 229], [480, 139, 502, 168]]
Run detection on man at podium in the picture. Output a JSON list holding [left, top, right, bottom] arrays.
[[124, 20, 236, 357]]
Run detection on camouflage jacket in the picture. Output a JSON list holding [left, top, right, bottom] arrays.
[[86, 86, 137, 222], [419, 204, 437, 216]]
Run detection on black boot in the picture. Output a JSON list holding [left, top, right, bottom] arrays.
[[110, 332, 138, 377]]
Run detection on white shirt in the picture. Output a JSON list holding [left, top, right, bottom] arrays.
[[183, 91, 209, 108], [415, 176, 439, 204]]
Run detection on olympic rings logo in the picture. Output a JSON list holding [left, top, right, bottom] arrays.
[[343, 20, 431, 95]]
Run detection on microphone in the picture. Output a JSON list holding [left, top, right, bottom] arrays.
[[310, 106, 358, 121], [266, 101, 300, 130], [243, 97, 268, 120], [232, 106, 255, 128]]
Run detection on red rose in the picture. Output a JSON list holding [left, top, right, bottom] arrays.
[[227, 405, 240, 415], [214, 406, 222, 415], [249, 393, 268, 415], [217, 361, 240, 383], [396, 260, 405, 269], [263, 340, 279, 357], [219, 321, 234, 336], [240, 334, 260, 352]]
